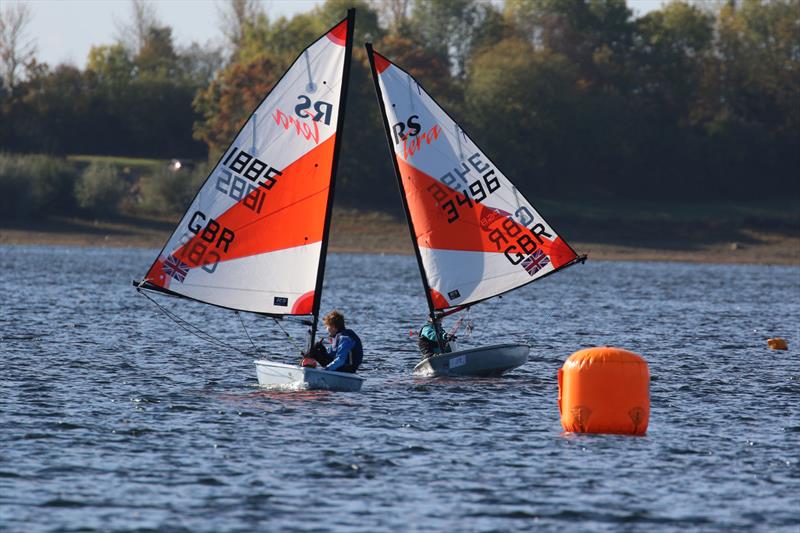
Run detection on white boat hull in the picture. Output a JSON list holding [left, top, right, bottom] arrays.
[[412, 343, 529, 377], [254, 360, 365, 392]]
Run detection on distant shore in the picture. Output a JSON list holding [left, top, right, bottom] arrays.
[[1, 210, 798, 265]]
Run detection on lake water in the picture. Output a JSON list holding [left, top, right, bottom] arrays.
[[1, 245, 798, 532]]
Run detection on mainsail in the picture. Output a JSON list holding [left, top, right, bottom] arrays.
[[138, 12, 354, 320], [366, 44, 582, 313]]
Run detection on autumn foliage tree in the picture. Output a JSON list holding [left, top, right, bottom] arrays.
[[192, 55, 280, 158]]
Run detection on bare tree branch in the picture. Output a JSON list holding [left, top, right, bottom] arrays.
[[114, 0, 160, 54], [373, 0, 411, 32], [217, 0, 261, 53], [0, 2, 37, 88]]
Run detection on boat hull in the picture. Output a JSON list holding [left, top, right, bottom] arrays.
[[254, 360, 365, 392], [412, 343, 529, 377]]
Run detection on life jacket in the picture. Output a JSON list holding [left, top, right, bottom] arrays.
[[419, 324, 450, 353], [334, 328, 364, 370]]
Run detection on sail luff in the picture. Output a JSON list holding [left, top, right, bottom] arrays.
[[309, 8, 356, 344], [365, 43, 436, 319]]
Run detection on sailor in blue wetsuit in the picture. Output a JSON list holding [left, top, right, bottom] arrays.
[[418, 319, 452, 359], [308, 310, 363, 373]]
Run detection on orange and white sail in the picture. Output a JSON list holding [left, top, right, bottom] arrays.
[[366, 45, 580, 312], [140, 12, 354, 316]]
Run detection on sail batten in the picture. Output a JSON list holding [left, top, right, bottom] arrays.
[[366, 45, 580, 311], [140, 13, 355, 317]]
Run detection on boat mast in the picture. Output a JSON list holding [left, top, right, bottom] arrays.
[[366, 43, 437, 324], [308, 8, 355, 348], [367, 44, 453, 350]]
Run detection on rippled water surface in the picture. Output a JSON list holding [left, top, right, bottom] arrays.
[[1, 245, 798, 532]]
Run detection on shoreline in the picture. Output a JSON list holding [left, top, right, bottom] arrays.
[[1, 212, 798, 266]]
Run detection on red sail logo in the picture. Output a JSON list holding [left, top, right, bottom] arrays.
[[273, 108, 322, 144], [401, 124, 441, 160]]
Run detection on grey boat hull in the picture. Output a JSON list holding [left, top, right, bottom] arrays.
[[412, 343, 530, 377]]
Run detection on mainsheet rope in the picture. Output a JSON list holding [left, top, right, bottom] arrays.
[[271, 317, 304, 354], [139, 290, 308, 358], [237, 311, 265, 356], [139, 289, 257, 357]]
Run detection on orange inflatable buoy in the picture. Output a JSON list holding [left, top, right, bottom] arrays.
[[558, 347, 650, 436], [767, 338, 788, 350]]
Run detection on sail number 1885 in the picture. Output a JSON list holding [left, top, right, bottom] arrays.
[[215, 147, 283, 214]]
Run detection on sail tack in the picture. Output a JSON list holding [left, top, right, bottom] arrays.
[[142, 16, 353, 316], [367, 47, 579, 311]]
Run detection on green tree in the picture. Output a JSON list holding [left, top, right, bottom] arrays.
[[465, 38, 579, 195], [409, 0, 500, 80], [135, 25, 179, 79], [86, 44, 134, 89], [178, 42, 223, 89], [698, 0, 800, 196], [633, 2, 713, 114]]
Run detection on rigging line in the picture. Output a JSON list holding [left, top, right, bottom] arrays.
[[447, 316, 463, 338], [139, 290, 253, 356], [237, 311, 264, 356], [272, 317, 304, 354]]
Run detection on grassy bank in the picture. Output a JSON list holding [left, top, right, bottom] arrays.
[[0, 203, 798, 265]]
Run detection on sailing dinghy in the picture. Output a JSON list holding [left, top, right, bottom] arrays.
[[366, 44, 586, 377], [134, 10, 362, 392]]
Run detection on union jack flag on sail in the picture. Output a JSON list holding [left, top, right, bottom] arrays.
[[521, 250, 550, 276], [163, 255, 190, 282]]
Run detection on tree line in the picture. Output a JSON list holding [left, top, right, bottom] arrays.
[[0, 0, 798, 220]]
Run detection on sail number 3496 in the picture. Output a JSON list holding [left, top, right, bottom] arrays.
[[427, 152, 499, 223]]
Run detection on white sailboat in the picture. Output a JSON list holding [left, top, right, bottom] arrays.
[[134, 10, 363, 392], [365, 44, 586, 377]]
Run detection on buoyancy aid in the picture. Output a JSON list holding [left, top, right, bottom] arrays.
[[332, 328, 363, 371], [419, 323, 450, 353]]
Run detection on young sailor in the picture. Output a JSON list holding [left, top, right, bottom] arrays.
[[305, 310, 363, 373], [418, 319, 452, 359]]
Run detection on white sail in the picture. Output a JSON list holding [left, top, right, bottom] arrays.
[[367, 47, 579, 311], [141, 16, 353, 315]]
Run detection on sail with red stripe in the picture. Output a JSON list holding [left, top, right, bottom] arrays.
[[366, 45, 580, 312], [140, 13, 354, 316]]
